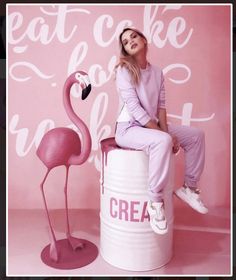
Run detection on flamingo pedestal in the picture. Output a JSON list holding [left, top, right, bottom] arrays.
[[37, 71, 98, 269], [41, 238, 98, 269]]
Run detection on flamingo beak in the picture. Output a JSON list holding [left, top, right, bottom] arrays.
[[82, 83, 91, 100], [79, 74, 91, 100]]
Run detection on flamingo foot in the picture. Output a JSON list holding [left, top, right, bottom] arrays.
[[49, 241, 59, 262], [67, 234, 84, 251]]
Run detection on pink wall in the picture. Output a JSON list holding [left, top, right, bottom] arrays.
[[8, 4, 231, 209]]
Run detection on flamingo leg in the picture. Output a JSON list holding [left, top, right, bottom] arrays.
[[64, 166, 84, 250], [40, 169, 59, 262]]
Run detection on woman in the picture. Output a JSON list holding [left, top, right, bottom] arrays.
[[114, 27, 208, 235]]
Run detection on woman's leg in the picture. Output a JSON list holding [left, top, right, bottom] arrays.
[[168, 123, 208, 214], [168, 123, 205, 188], [115, 123, 172, 202]]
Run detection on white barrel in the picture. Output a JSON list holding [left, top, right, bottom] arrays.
[[100, 137, 174, 271]]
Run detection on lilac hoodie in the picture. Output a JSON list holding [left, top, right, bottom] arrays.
[[116, 63, 166, 126]]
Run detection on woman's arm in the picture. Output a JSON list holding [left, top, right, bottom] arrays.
[[158, 108, 168, 133], [158, 108, 179, 153], [116, 66, 151, 126]]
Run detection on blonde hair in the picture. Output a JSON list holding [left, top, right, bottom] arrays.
[[115, 28, 148, 85]]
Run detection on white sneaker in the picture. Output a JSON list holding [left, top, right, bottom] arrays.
[[147, 200, 168, 234], [175, 186, 208, 214]]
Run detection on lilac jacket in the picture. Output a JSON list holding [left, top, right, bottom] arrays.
[[116, 63, 166, 126]]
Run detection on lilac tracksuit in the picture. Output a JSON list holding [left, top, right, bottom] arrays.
[[115, 64, 205, 202]]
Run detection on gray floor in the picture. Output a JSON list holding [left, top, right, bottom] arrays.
[[7, 199, 231, 276]]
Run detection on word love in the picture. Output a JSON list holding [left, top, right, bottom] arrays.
[[110, 197, 150, 222]]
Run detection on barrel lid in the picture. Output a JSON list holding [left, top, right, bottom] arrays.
[[100, 137, 138, 152], [100, 137, 117, 148]]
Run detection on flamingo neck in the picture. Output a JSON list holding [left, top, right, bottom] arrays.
[[63, 79, 92, 165]]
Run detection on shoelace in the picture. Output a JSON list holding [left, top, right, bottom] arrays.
[[152, 203, 165, 221], [184, 186, 206, 208], [184, 184, 201, 194], [194, 188, 201, 194], [190, 189, 205, 206]]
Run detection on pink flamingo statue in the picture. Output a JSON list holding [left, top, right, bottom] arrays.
[[37, 71, 98, 268]]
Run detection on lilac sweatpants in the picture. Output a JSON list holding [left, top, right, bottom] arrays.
[[115, 121, 205, 202]]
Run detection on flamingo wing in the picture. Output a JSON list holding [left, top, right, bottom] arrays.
[[37, 128, 81, 169]]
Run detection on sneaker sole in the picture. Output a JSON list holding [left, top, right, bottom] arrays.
[[174, 190, 208, 214], [149, 219, 168, 235], [147, 204, 168, 234]]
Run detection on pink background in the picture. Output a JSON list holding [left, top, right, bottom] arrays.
[[8, 4, 231, 209]]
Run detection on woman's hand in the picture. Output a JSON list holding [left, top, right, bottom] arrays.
[[144, 120, 161, 130], [172, 135, 180, 154], [145, 119, 179, 153]]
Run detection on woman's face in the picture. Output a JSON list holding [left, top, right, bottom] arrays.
[[121, 30, 147, 56]]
